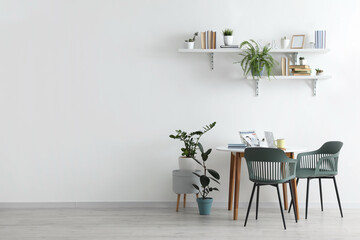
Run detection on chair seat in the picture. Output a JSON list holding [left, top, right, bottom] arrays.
[[296, 168, 334, 178]]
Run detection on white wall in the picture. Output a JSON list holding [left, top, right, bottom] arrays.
[[0, 0, 359, 207]]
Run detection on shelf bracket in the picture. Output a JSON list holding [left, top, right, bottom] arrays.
[[255, 79, 259, 96], [209, 53, 214, 70], [313, 79, 317, 96]]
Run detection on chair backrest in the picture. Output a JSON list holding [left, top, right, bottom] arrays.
[[244, 147, 296, 184], [297, 141, 343, 176]]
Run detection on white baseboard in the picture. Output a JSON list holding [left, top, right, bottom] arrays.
[[0, 201, 359, 209]]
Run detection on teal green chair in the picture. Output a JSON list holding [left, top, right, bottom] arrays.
[[288, 141, 343, 219], [244, 147, 297, 230]]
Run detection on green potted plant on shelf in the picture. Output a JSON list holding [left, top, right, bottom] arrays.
[[184, 32, 198, 49], [235, 39, 277, 79], [315, 68, 324, 76], [169, 122, 216, 171], [192, 142, 220, 215], [222, 28, 233, 46]]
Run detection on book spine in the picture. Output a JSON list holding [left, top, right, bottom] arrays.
[[201, 32, 205, 49], [206, 31, 208, 49]]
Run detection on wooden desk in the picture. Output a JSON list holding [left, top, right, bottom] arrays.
[[217, 147, 303, 220]]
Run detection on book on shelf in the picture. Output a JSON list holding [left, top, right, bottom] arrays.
[[292, 68, 311, 72], [220, 45, 239, 48], [293, 73, 311, 76], [201, 30, 216, 49], [289, 65, 310, 69], [227, 143, 247, 148], [281, 57, 290, 76]]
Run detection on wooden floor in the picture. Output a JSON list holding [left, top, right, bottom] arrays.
[[0, 207, 359, 239]]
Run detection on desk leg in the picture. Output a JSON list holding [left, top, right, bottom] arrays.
[[233, 153, 242, 220], [228, 153, 236, 211], [291, 178, 300, 220]]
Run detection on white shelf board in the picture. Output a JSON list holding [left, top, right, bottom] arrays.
[[245, 75, 331, 80], [178, 48, 330, 54]]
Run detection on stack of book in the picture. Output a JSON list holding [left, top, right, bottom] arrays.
[[289, 65, 311, 76], [201, 31, 216, 49], [315, 30, 326, 48], [281, 57, 290, 76]]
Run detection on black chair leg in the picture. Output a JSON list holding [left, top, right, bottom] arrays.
[[276, 184, 286, 230], [288, 180, 297, 223], [288, 178, 299, 213], [319, 178, 323, 211], [244, 183, 257, 227], [305, 178, 310, 219], [256, 185, 260, 220], [333, 176, 343, 217]]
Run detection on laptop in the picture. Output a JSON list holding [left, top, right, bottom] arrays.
[[264, 131, 277, 148]]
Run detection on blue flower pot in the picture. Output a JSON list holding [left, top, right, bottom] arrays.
[[196, 198, 213, 215]]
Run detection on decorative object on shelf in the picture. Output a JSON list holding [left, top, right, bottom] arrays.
[[289, 64, 311, 76], [271, 40, 279, 49], [307, 41, 315, 49], [235, 39, 276, 79], [169, 122, 216, 171], [275, 138, 286, 150], [316, 68, 324, 76], [222, 28, 233, 46], [192, 143, 221, 215], [281, 36, 290, 49], [315, 30, 326, 49], [201, 31, 216, 49], [299, 57, 307, 65], [184, 32, 198, 49], [291, 35, 305, 49]]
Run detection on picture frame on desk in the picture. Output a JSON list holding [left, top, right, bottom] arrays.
[[290, 34, 305, 49], [239, 131, 260, 147]]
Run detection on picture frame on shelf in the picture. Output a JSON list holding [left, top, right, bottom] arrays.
[[290, 35, 305, 49]]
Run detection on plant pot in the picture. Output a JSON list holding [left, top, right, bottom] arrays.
[[316, 72, 323, 76], [178, 157, 196, 171], [172, 170, 201, 194], [299, 59, 307, 65], [250, 66, 265, 77], [224, 36, 233, 46], [184, 42, 194, 49], [196, 198, 213, 215], [281, 39, 290, 49]]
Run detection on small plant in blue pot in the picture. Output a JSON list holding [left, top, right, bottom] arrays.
[[192, 143, 220, 215]]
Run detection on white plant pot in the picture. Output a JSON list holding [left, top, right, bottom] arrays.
[[300, 59, 307, 65], [281, 39, 290, 49], [224, 36, 233, 46], [316, 72, 323, 76], [178, 157, 197, 171], [184, 42, 194, 49]]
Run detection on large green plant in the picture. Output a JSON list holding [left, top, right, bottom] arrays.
[[236, 39, 277, 79], [169, 122, 216, 158], [192, 143, 220, 199]]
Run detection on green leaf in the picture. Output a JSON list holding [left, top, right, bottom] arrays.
[[212, 187, 219, 191], [201, 153, 208, 161], [209, 177, 220, 185], [192, 184, 200, 191], [198, 142, 204, 153], [205, 149, 212, 155], [208, 169, 220, 180], [200, 175, 210, 187], [193, 172, 201, 178]]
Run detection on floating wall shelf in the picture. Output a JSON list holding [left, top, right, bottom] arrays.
[[178, 48, 331, 96], [178, 48, 330, 69]]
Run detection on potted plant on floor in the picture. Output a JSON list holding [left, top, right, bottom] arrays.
[[192, 143, 220, 215], [222, 28, 233, 46], [169, 122, 216, 171], [184, 32, 198, 49], [235, 39, 277, 79]]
